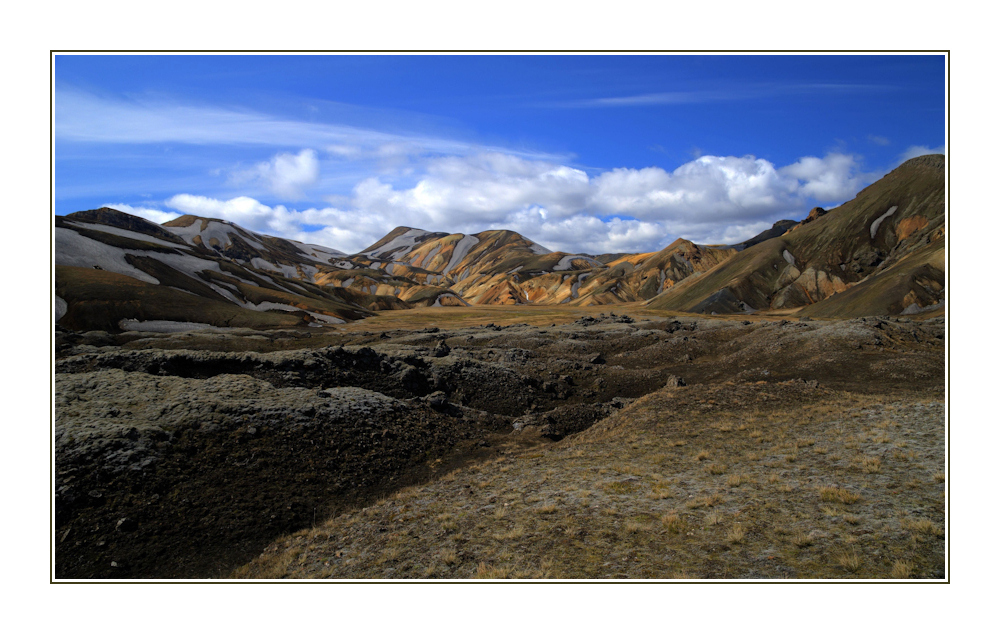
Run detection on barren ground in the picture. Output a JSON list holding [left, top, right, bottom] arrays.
[[54, 305, 945, 579]]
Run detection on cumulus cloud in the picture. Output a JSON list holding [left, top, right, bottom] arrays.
[[779, 153, 871, 201], [348, 151, 872, 250], [593, 156, 799, 222], [164, 194, 391, 255], [132, 149, 879, 256], [105, 203, 181, 225], [229, 149, 319, 199], [898, 145, 945, 164]]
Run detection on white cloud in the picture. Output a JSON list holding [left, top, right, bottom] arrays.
[[105, 203, 181, 225], [898, 145, 946, 164], [164, 194, 391, 255], [111, 148, 881, 256], [349, 151, 871, 251], [779, 153, 871, 201], [593, 155, 799, 222], [230, 149, 320, 199], [55, 88, 562, 162]]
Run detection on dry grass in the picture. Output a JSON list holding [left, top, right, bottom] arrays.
[[858, 456, 882, 474], [232, 387, 944, 581], [625, 519, 650, 534], [474, 562, 514, 579], [891, 560, 915, 579], [726, 474, 748, 488], [835, 548, 862, 573], [686, 493, 724, 509], [819, 486, 862, 505], [726, 524, 747, 544], [440, 548, 459, 565], [903, 517, 944, 537], [648, 484, 673, 500], [933, 471, 946, 483], [661, 511, 684, 534]]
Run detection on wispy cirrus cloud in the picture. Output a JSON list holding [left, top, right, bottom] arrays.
[[547, 83, 895, 108], [55, 88, 564, 162]]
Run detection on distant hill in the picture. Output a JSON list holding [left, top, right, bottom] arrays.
[[53, 155, 946, 329], [646, 154, 945, 317], [54, 208, 397, 332]]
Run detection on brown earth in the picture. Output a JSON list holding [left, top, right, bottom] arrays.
[[53, 307, 945, 579]]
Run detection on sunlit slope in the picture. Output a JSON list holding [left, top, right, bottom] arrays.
[[647, 155, 945, 316]]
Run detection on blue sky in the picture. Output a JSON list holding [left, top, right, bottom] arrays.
[[54, 54, 945, 254]]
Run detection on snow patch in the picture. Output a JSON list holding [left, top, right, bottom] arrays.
[[870, 206, 898, 239], [144, 252, 224, 280], [443, 235, 480, 275], [254, 302, 304, 312], [341, 277, 355, 288], [166, 219, 266, 251], [363, 228, 432, 260], [553, 254, 602, 271], [571, 272, 593, 299], [119, 319, 222, 333], [250, 258, 300, 279], [432, 293, 470, 307], [308, 312, 345, 324], [207, 283, 249, 308], [65, 221, 190, 249], [528, 241, 552, 255], [55, 227, 160, 284], [419, 244, 442, 268], [288, 239, 345, 262], [782, 250, 796, 266]]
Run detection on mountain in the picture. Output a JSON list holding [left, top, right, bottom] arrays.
[[567, 239, 738, 306], [53, 155, 946, 330], [328, 227, 607, 306], [729, 219, 798, 250], [163, 214, 347, 280], [646, 154, 945, 317], [54, 208, 399, 332]]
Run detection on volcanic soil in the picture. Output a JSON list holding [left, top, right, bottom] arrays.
[[53, 305, 945, 579]]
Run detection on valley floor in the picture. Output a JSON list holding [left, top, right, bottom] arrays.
[[53, 305, 946, 580], [238, 385, 944, 580]]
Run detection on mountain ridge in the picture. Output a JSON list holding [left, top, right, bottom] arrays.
[[53, 155, 945, 330]]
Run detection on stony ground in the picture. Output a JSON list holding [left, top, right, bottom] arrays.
[[238, 385, 945, 579], [54, 306, 945, 579]]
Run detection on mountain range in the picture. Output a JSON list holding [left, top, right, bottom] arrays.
[[54, 154, 945, 332]]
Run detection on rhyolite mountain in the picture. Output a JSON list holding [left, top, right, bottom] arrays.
[[53, 155, 945, 331], [647, 154, 945, 317]]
